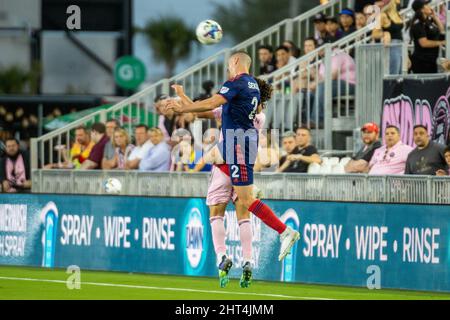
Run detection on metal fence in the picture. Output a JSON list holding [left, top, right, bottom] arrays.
[[32, 170, 450, 204], [29, 0, 353, 170], [30, 0, 447, 168]]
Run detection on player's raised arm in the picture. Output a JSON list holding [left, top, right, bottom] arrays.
[[167, 94, 226, 113]]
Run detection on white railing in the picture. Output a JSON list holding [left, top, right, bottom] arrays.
[[30, 0, 351, 169], [261, 0, 446, 149], [31, 0, 446, 168], [31, 169, 450, 204]]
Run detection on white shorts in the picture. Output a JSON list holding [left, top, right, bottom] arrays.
[[206, 166, 238, 206]]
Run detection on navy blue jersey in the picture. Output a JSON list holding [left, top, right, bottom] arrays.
[[217, 74, 260, 186], [218, 74, 261, 133]]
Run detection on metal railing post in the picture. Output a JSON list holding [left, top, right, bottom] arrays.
[[30, 138, 38, 170], [285, 18, 294, 42], [324, 44, 333, 150]]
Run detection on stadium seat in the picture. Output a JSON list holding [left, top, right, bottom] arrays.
[[328, 157, 340, 166], [340, 157, 351, 167], [320, 163, 333, 174], [307, 163, 321, 174], [331, 163, 346, 174]]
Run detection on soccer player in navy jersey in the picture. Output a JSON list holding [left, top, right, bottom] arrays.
[[167, 51, 300, 286]]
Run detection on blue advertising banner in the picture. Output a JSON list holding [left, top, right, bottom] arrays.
[[0, 194, 449, 292]]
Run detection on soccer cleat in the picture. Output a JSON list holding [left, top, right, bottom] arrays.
[[218, 255, 233, 288], [239, 262, 252, 288], [278, 226, 300, 261], [253, 184, 263, 199]]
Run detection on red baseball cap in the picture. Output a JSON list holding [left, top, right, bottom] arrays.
[[361, 122, 379, 134]]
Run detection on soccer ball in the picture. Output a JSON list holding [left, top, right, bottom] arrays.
[[104, 178, 122, 194], [196, 20, 223, 45]]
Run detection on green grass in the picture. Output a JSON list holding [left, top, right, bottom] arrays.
[[0, 265, 450, 300]]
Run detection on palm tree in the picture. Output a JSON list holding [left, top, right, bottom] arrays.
[[138, 16, 196, 78]]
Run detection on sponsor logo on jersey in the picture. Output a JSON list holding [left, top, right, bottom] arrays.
[[220, 87, 230, 94]]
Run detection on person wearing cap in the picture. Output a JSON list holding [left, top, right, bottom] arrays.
[[313, 13, 328, 46], [324, 16, 343, 43], [339, 8, 357, 37], [345, 122, 382, 173], [407, 0, 445, 73]]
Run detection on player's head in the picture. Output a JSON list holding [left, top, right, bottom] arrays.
[[227, 51, 252, 78], [255, 78, 273, 110]]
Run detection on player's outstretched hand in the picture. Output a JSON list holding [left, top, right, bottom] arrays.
[[166, 99, 184, 113], [172, 84, 185, 97]]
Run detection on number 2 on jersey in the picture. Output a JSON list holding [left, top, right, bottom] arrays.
[[249, 97, 258, 120]]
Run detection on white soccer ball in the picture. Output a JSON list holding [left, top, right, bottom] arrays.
[[196, 20, 223, 45], [104, 178, 122, 194]]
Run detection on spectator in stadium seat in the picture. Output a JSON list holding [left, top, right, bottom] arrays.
[[258, 45, 277, 75], [277, 131, 297, 172], [311, 46, 356, 127], [139, 128, 171, 172], [345, 122, 382, 173], [0, 138, 31, 193], [81, 122, 110, 170], [274, 46, 292, 92], [278, 128, 321, 173], [405, 125, 448, 175], [436, 147, 450, 176], [173, 138, 212, 172], [125, 124, 153, 170], [355, 12, 367, 29], [313, 13, 328, 46], [101, 119, 121, 170], [111, 128, 135, 170], [275, 45, 291, 70], [254, 131, 280, 172], [368, 125, 413, 175], [283, 40, 301, 60], [408, 0, 445, 73], [324, 17, 343, 43], [371, 0, 405, 75], [293, 37, 318, 124], [44, 126, 94, 169], [339, 8, 357, 37]]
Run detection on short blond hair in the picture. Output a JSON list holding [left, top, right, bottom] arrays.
[[230, 51, 252, 69]]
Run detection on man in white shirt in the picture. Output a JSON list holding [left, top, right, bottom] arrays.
[[125, 124, 153, 170]]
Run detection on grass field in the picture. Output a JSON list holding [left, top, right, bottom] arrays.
[[0, 265, 450, 300]]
